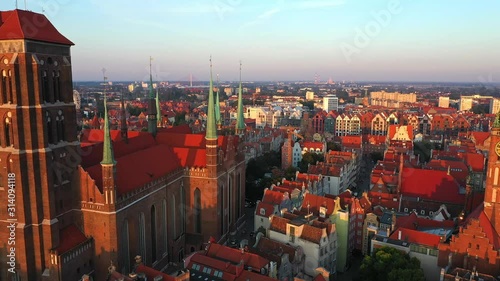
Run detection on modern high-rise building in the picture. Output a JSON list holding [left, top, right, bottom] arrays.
[[323, 94, 339, 112], [438, 96, 450, 108], [0, 9, 246, 281], [490, 98, 500, 114], [459, 97, 473, 111], [306, 91, 315, 100]]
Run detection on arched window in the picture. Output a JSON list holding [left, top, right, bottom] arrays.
[[237, 173, 241, 219], [162, 199, 168, 256], [4, 116, 12, 147], [7, 70, 12, 103], [138, 212, 146, 264], [180, 184, 186, 234], [121, 220, 130, 273], [42, 70, 50, 103], [56, 110, 65, 142], [194, 188, 201, 233], [170, 194, 176, 239], [228, 176, 232, 225], [46, 112, 53, 144], [1, 70, 7, 104], [151, 205, 157, 262], [220, 184, 225, 235], [53, 71, 61, 102]]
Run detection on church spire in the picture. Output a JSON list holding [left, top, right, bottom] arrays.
[[120, 93, 128, 143], [236, 61, 245, 135], [215, 74, 222, 130], [205, 56, 217, 140], [155, 77, 162, 128], [147, 56, 157, 136], [101, 77, 116, 165]]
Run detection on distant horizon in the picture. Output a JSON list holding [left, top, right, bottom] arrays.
[[72, 80, 500, 85], [1, 1, 498, 82]]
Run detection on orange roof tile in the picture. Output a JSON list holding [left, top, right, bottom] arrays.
[[0, 10, 74, 45], [390, 227, 442, 248], [57, 224, 88, 254]]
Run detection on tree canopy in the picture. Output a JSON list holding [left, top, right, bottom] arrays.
[[359, 246, 425, 281], [298, 152, 324, 173]]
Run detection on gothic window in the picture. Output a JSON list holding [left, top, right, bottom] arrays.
[[180, 184, 186, 234], [194, 188, 201, 233], [56, 110, 65, 142], [46, 112, 54, 144], [151, 205, 157, 262], [138, 212, 146, 264], [7, 70, 12, 103], [162, 199, 168, 256], [4, 115, 13, 147], [237, 173, 241, 219], [1, 70, 6, 104], [170, 194, 176, 239], [53, 71, 61, 102], [42, 70, 50, 103]]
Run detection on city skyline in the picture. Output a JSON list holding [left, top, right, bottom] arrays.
[[1, 0, 499, 82]]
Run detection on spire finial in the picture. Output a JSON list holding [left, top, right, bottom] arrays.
[[205, 55, 217, 140], [101, 68, 116, 165], [236, 60, 246, 135]]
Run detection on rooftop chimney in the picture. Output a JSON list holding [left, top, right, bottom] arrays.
[[398, 230, 402, 240]]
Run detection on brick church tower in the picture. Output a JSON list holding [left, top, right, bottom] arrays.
[[485, 113, 500, 235], [0, 9, 81, 281]]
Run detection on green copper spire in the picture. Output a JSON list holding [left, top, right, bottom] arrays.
[[147, 56, 157, 136], [494, 111, 500, 128], [101, 78, 116, 165], [206, 56, 217, 140], [215, 78, 222, 127], [156, 83, 162, 127], [236, 61, 245, 134]]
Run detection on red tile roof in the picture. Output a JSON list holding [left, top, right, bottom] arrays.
[[0, 10, 74, 45], [465, 152, 485, 172], [206, 243, 269, 271], [400, 168, 465, 204], [256, 202, 275, 217], [86, 144, 181, 195], [302, 193, 336, 217], [263, 189, 286, 205], [470, 131, 490, 146], [300, 224, 324, 244], [57, 224, 88, 254], [466, 204, 500, 249], [172, 147, 206, 167], [270, 216, 288, 234], [135, 265, 178, 281], [390, 227, 442, 248], [80, 132, 156, 168]]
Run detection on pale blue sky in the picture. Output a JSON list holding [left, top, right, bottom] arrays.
[[2, 0, 499, 82]]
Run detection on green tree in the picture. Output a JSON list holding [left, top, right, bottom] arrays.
[[370, 152, 384, 163], [299, 152, 324, 173], [327, 142, 341, 151], [284, 166, 298, 180], [360, 247, 425, 281], [174, 111, 187, 126], [300, 100, 315, 110]]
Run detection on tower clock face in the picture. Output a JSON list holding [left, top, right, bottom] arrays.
[[496, 141, 500, 157]]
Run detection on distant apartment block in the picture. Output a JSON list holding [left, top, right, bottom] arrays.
[[438, 96, 450, 108], [323, 94, 339, 112], [306, 91, 315, 100], [369, 91, 416, 108], [489, 98, 500, 114], [459, 97, 473, 111]]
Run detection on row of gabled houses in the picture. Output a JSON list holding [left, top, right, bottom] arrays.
[[309, 108, 495, 137], [253, 121, 499, 280]]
